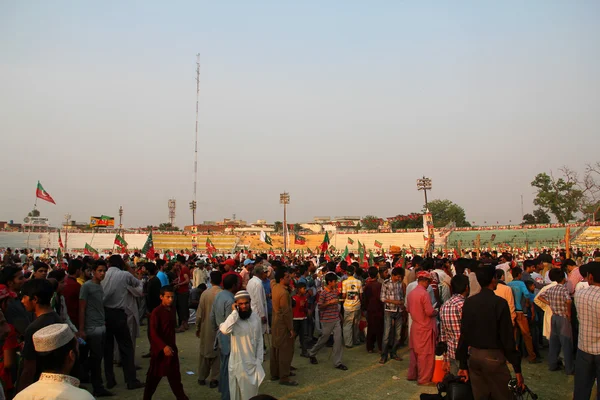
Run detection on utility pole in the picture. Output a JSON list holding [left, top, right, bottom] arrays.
[[280, 192, 290, 253], [192, 53, 200, 227], [64, 214, 71, 252]]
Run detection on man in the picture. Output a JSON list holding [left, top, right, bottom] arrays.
[[379, 267, 405, 364], [196, 271, 222, 388], [493, 269, 516, 326], [246, 265, 269, 334], [63, 260, 82, 329], [565, 258, 583, 296], [221, 259, 242, 292], [239, 259, 254, 290], [155, 259, 169, 287], [270, 268, 297, 386], [457, 264, 525, 399], [211, 274, 237, 400], [573, 262, 600, 400], [341, 265, 362, 348], [363, 267, 384, 353], [101, 255, 144, 390], [192, 260, 209, 289], [173, 257, 191, 332], [406, 271, 438, 385], [17, 279, 64, 393], [0, 266, 30, 335], [14, 324, 94, 400], [308, 272, 347, 370], [143, 286, 189, 400], [31, 262, 49, 280], [219, 290, 265, 400], [538, 268, 574, 374], [78, 260, 113, 397], [496, 254, 513, 283], [439, 274, 469, 375], [507, 267, 538, 364]]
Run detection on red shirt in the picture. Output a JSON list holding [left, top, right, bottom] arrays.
[[292, 294, 308, 320], [0, 324, 20, 390], [176, 266, 190, 294], [62, 276, 81, 324], [221, 270, 242, 292]]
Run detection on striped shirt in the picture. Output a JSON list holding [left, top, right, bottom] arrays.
[[380, 279, 404, 313], [439, 294, 465, 361], [574, 285, 600, 355], [540, 284, 570, 317], [318, 289, 340, 323]]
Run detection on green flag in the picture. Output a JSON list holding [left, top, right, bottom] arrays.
[[369, 249, 374, 267], [358, 240, 365, 263], [260, 230, 272, 246], [320, 232, 330, 252]]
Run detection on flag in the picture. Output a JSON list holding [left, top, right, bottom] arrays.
[[320, 232, 330, 252], [306, 247, 313, 255], [114, 234, 128, 248], [206, 238, 217, 254], [36, 181, 56, 204], [84, 243, 98, 255], [374, 240, 383, 248], [347, 237, 354, 245], [324, 250, 331, 262], [358, 240, 365, 263], [369, 249, 374, 267], [58, 231, 64, 249], [57, 247, 62, 260], [294, 234, 306, 245], [269, 248, 276, 258], [141, 232, 155, 259], [260, 230, 273, 246], [341, 246, 351, 264]]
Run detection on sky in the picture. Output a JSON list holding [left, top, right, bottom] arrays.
[[1, 1, 599, 228]]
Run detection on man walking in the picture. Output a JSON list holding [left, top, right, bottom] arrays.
[[219, 290, 265, 400], [380, 268, 405, 364], [341, 265, 362, 348], [196, 271, 222, 388], [270, 268, 297, 386]]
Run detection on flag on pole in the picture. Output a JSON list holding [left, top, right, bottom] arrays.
[[358, 240, 365, 263], [36, 181, 56, 204], [58, 231, 64, 249], [141, 232, 155, 259], [369, 249, 375, 267], [294, 234, 306, 245], [260, 231, 273, 246], [324, 250, 331, 262], [320, 232, 330, 252], [84, 243, 98, 256], [347, 237, 354, 245], [206, 238, 217, 254], [374, 240, 383, 248], [57, 247, 63, 260], [341, 246, 351, 265], [114, 234, 128, 248]]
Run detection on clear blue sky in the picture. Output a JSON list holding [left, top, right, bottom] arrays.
[[1, 1, 599, 228]]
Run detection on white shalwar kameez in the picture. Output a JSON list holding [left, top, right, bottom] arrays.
[[220, 310, 265, 400]]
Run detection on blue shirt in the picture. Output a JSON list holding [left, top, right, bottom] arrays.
[[211, 290, 235, 355], [262, 278, 272, 313], [507, 280, 529, 312], [156, 271, 169, 287]]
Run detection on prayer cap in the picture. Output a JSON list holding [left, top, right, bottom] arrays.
[[234, 290, 251, 301], [33, 324, 74, 353]]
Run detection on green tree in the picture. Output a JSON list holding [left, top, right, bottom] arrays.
[[522, 213, 536, 225], [158, 222, 180, 231], [361, 215, 381, 230], [533, 208, 551, 224], [274, 221, 283, 232], [390, 213, 423, 230], [531, 171, 584, 223], [427, 199, 471, 228]]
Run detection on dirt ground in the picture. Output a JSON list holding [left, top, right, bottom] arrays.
[[101, 325, 582, 400]]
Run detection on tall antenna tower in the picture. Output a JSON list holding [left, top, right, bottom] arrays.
[[168, 199, 176, 226], [192, 53, 200, 226]]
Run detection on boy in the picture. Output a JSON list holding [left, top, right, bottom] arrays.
[[79, 260, 113, 397], [292, 282, 309, 357], [143, 286, 189, 400]]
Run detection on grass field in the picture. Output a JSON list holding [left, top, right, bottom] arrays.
[[102, 325, 581, 400]]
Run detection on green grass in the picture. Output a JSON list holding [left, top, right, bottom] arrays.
[[102, 325, 579, 400]]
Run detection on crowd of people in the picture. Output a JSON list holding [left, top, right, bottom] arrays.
[[0, 245, 598, 400]]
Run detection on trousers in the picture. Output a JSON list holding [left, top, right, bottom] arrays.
[[143, 368, 189, 400], [198, 353, 220, 382], [573, 349, 600, 400], [407, 349, 434, 384], [548, 314, 574, 374], [219, 352, 230, 400], [270, 335, 294, 381], [514, 312, 536, 362], [308, 320, 343, 367], [381, 311, 402, 359], [176, 292, 190, 326], [468, 348, 512, 400], [104, 307, 137, 386], [293, 319, 309, 355], [343, 309, 361, 347], [85, 325, 107, 392], [366, 313, 383, 352]]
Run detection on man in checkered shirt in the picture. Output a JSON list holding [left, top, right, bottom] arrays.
[[439, 274, 469, 374], [379, 267, 405, 364], [573, 262, 600, 400], [538, 268, 574, 375]]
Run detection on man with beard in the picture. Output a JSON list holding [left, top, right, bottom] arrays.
[[219, 290, 265, 400]]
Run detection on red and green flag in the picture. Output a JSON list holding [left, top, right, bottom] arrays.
[[58, 231, 64, 249], [114, 234, 128, 248], [320, 232, 330, 253], [341, 246, 351, 265], [141, 231, 155, 259], [36, 181, 56, 204], [57, 247, 63, 260], [358, 240, 365, 263], [374, 240, 383, 248], [324, 250, 331, 262], [84, 243, 98, 256], [294, 234, 306, 245], [347, 237, 354, 245], [206, 238, 217, 254]]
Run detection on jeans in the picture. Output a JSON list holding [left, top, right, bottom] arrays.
[[548, 315, 574, 374], [381, 311, 402, 359], [293, 319, 309, 355], [86, 325, 107, 392], [573, 349, 600, 400]]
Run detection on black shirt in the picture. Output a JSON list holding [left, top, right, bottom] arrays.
[[22, 311, 64, 380], [456, 287, 522, 373], [146, 276, 162, 314]]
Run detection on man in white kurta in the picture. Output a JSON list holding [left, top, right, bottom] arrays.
[[219, 290, 265, 400], [246, 265, 269, 334]]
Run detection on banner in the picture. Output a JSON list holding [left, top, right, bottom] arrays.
[[90, 215, 115, 228], [423, 210, 435, 254]]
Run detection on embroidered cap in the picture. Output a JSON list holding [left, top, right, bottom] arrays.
[[33, 324, 75, 353], [234, 290, 251, 301]]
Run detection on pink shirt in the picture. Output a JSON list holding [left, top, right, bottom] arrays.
[[567, 267, 583, 296]]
